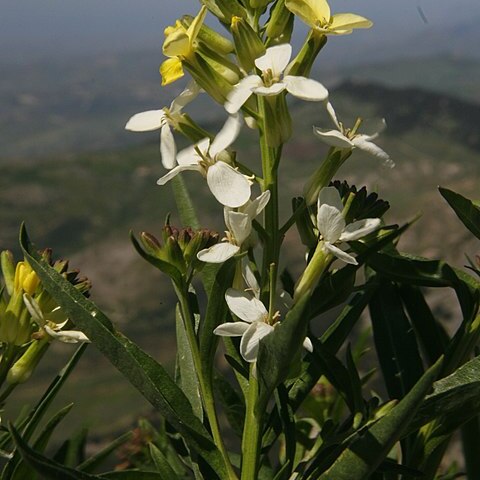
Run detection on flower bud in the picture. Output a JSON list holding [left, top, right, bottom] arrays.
[[7, 337, 50, 384], [247, 0, 270, 9], [14, 261, 39, 296], [200, 0, 247, 24], [0, 290, 32, 345], [231, 16, 265, 72], [1, 250, 15, 296], [180, 15, 234, 55], [265, 0, 294, 44], [184, 229, 219, 269]]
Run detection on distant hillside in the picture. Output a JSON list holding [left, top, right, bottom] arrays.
[[1, 52, 479, 160]]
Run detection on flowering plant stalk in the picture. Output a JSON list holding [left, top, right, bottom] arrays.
[[3, 1, 480, 479]]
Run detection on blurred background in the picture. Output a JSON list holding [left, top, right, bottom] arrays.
[[1, 0, 480, 449]]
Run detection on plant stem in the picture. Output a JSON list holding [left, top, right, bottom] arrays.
[[241, 365, 263, 480], [176, 284, 238, 480]]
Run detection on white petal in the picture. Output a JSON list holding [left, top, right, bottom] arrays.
[[177, 139, 208, 166], [242, 190, 271, 219], [326, 101, 342, 129], [324, 242, 358, 265], [242, 259, 260, 297], [22, 293, 44, 325], [214, 322, 249, 337], [125, 110, 166, 131], [252, 83, 287, 97], [225, 75, 263, 114], [225, 210, 251, 245], [225, 289, 268, 323], [210, 114, 242, 158], [160, 124, 176, 169], [255, 44, 292, 78], [317, 205, 345, 243], [303, 337, 313, 352], [169, 80, 201, 114], [318, 186, 344, 212], [197, 243, 240, 263], [206, 162, 251, 208], [284, 76, 329, 101], [156, 164, 201, 185], [240, 321, 274, 362], [353, 137, 391, 163], [313, 127, 354, 148], [44, 326, 90, 343], [339, 218, 381, 241], [360, 118, 387, 140]]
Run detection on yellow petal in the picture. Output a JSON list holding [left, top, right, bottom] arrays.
[[163, 29, 190, 57], [285, 0, 318, 28], [329, 13, 373, 32], [186, 6, 207, 46], [160, 58, 184, 86]]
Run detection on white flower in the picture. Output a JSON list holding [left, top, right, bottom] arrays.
[[225, 44, 328, 114], [214, 289, 312, 363], [197, 191, 271, 263], [23, 293, 90, 344], [125, 81, 201, 169], [316, 187, 381, 265], [156, 114, 250, 208], [314, 102, 393, 167]]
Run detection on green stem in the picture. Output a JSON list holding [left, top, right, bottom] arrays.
[[241, 365, 263, 480], [175, 284, 238, 480]]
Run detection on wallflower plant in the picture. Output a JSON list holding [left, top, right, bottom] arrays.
[[5, 1, 480, 480]]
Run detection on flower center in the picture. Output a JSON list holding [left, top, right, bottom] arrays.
[[262, 68, 279, 87]]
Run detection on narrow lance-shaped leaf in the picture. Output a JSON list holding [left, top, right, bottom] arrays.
[[439, 187, 480, 240], [19, 225, 227, 478]]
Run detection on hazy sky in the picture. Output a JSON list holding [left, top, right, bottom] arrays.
[[1, 0, 479, 63]]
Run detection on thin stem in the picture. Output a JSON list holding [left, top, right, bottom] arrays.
[[175, 284, 238, 480], [241, 365, 263, 480]]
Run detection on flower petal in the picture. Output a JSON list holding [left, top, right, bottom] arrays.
[[252, 83, 287, 97], [210, 114, 242, 158], [255, 44, 292, 78], [240, 322, 274, 362], [330, 13, 373, 32], [197, 243, 240, 263], [156, 164, 201, 186], [177, 139, 208, 166], [313, 127, 353, 148], [285, 0, 329, 28], [225, 75, 263, 114], [318, 186, 344, 212], [360, 118, 387, 140], [225, 289, 268, 323], [317, 205, 345, 243], [160, 124, 177, 169], [339, 218, 381, 241], [324, 242, 358, 265], [207, 162, 251, 208], [242, 190, 271, 219], [22, 293, 44, 325], [214, 321, 249, 337], [225, 210, 251, 245], [242, 259, 260, 297], [170, 80, 201, 114], [284, 76, 329, 101], [160, 58, 185, 86], [303, 337, 313, 352], [353, 137, 392, 165], [44, 326, 90, 343], [125, 110, 166, 132], [326, 101, 342, 129]]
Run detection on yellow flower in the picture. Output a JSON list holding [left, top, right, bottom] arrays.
[[160, 7, 207, 85], [285, 0, 372, 35]]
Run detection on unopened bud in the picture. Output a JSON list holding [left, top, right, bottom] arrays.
[[180, 15, 234, 55], [231, 16, 265, 72], [265, 1, 294, 43], [200, 0, 247, 24], [1, 250, 15, 296], [7, 337, 50, 384], [247, 0, 270, 9]]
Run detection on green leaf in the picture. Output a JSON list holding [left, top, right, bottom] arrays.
[[171, 176, 200, 230], [78, 432, 133, 473], [20, 225, 227, 477], [53, 428, 88, 468], [316, 357, 443, 480], [149, 443, 180, 479], [439, 187, 480, 240], [9, 424, 101, 480], [213, 371, 245, 437], [99, 472, 164, 479], [369, 281, 424, 400], [399, 285, 449, 365], [274, 385, 296, 478], [175, 304, 203, 421], [199, 259, 236, 374], [257, 295, 310, 407]]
